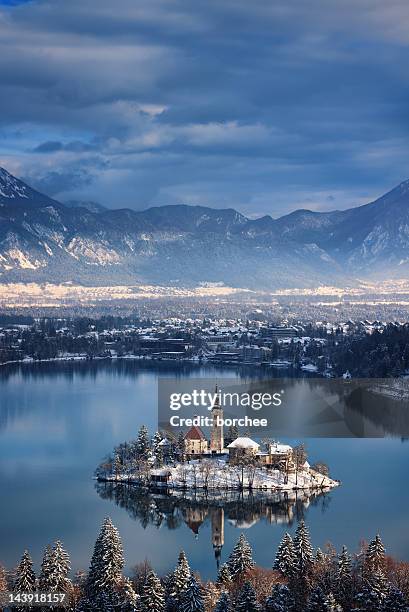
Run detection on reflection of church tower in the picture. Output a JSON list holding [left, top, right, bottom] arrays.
[[210, 385, 224, 453], [184, 507, 208, 539], [211, 507, 224, 568]]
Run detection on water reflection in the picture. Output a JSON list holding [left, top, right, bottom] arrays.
[[95, 482, 332, 568], [2, 361, 409, 438]]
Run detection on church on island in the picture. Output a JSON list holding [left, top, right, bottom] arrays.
[[98, 386, 339, 494], [180, 390, 297, 472]]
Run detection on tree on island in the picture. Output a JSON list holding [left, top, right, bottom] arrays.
[[177, 431, 186, 462], [136, 425, 151, 459], [225, 424, 239, 446], [293, 443, 307, 486], [227, 534, 254, 578], [152, 432, 164, 467]]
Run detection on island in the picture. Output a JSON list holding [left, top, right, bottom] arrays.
[[96, 395, 339, 493]]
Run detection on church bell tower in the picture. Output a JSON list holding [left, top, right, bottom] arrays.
[[210, 385, 224, 453]]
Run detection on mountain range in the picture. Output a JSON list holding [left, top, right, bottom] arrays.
[[1, 166, 409, 290]]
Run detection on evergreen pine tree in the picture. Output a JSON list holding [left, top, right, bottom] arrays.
[[353, 570, 388, 612], [324, 593, 342, 612], [365, 535, 385, 573], [336, 545, 353, 610], [86, 517, 124, 601], [141, 571, 165, 612], [13, 551, 36, 612], [166, 550, 191, 609], [315, 548, 325, 563], [52, 540, 71, 592], [152, 431, 163, 453], [14, 550, 36, 592], [307, 586, 327, 612], [265, 584, 295, 612], [227, 534, 254, 578], [214, 590, 230, 612], [136, 425, 151, 458], [273, 532, 296, 577], [181, 574, 204, 612], [353, 588, 382, 612], [217, 563, 232, 587], [369, 569, 388, 602], [163, 572, 178, 612], [235, 582, 260, 612], [382, 586, 408, 611], [39, 545, 54, 591], [293, 520, 314, 576], [113, 453, 122, 477], [120, 578, 141, 612], [152, 432, 164, 467]]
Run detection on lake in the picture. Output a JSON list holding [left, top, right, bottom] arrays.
[[0, 360, 408, 580]]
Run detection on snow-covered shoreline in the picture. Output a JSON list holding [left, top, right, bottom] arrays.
[[98, 458, 340, 492]]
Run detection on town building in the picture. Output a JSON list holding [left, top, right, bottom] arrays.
[[227, 436, 260, 460], [258, 442, 295, 471]]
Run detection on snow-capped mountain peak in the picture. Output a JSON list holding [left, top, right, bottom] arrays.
[[0, 167, 29, 200], [1, 166, 409, 288]]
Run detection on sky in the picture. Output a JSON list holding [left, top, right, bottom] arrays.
[[0, 0, 409, 217]]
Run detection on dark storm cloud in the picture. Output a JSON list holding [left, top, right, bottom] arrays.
[[33, 140, 95, 153], [1, 0, 409, 214], [26, 167, 94, 197]]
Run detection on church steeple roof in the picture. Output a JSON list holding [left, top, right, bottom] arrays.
[[212, 384, 221, 410]]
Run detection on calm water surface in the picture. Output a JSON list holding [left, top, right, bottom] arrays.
[[0, 361, 408, 579]]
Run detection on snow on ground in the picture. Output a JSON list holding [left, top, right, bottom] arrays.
[[105, 458, 339, 492]]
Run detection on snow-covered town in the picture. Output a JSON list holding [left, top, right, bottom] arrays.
[[96, 395, 339, 493], [2, 313, 409, 378]]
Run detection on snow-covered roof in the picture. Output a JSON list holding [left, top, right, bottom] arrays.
[[227, 437, 260, 449], [150, 469, 171, 477], [158, 438, 171, 446], [269, 442, 292, 454]]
